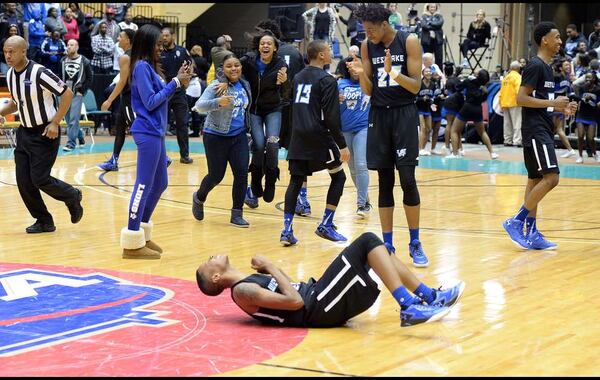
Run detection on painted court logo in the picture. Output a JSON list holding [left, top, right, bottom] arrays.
[[0, 264, 307, 376], [0, 269, 177, 357]]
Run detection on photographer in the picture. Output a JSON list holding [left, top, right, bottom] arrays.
[[420, 3, 444, 69], [403, 4, 421, 34]]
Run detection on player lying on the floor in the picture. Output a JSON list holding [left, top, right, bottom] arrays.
[[196, 232, 464, 327]]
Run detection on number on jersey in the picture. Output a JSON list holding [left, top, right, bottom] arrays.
[[376, 65, 402, 88], [295, 84, 312, 104]]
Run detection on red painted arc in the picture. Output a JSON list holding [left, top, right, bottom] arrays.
[[0, 292, 147, 326]]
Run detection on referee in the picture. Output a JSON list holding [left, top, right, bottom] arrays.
[[0, 36, 83, 233]]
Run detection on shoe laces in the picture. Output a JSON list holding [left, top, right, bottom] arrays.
[[410, 241, 425, 257]]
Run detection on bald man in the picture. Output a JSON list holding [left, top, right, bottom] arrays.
[[0, 36, 84, 233], [60, 39, 93, 151], [500, 60, 523, 147]]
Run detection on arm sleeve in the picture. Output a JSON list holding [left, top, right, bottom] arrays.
[[194, 80, 221, 112], [133, 62, 178, 112], [81, 58, 94, 94], [320, 76, 346, 149], [39, 67, 68, 96], [431, 14, 444, 29]]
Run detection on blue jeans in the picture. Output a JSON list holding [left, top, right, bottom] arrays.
[[343, 129, 369, 206], [66, 93, 84, 148], [127, 133, 168, 231], [249, 111, 281, 170]]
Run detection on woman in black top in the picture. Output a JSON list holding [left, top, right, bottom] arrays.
[[238, 30, 291, 206], [449, 69, 498, 159], [416, 67, 436, 155], [573, 71, 600, 163], [420, 3, 444, 71], [459, 9, 491, 64], [441, 63, 464, 155]]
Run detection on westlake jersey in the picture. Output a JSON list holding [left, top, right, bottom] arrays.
[[367, 30, 416, 107]]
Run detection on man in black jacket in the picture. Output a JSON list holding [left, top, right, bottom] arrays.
[[161, 27, 194, 164], [61, 39, 93, 151], [280, 40, 350, 246], [588, 19, 600, 50]]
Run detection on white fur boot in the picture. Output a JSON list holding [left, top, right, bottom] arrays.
[[120, 227, 161, 259], [140, 221, 163, 253]]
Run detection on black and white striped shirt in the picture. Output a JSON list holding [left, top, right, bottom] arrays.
[[6, 60, 68, 129]]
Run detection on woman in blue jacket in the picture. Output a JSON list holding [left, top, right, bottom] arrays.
[[120, 24, 191, 259], [192, 54, 252, 227]]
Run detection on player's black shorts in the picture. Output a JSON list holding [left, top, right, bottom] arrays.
[[456, 102, 483, 123], [117, 93, 134, 129], [288, 146, 342, 176], [303, 232, 383, 328], [443, 93, 464, 113], [367, 104, 419, 169], [523, 134, 560, 179]]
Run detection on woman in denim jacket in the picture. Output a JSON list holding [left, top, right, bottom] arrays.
[[192, 54, 253, 227]]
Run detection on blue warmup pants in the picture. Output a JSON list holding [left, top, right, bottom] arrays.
[[128, 132, 168, 231]]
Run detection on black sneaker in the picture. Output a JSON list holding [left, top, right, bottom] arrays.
[[66, 188, 83, 223], [356, 203, 372, 218], [26, 220, 56, 233], [180, 156, 194, 164], [192, 191, 204, 221]]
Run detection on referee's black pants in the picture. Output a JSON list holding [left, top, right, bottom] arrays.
[[14, 127, 79, 225], [168, 91, 190, 159]]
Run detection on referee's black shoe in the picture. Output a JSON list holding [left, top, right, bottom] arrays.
[[26, 221, 56, 233], [66, 188, 84, 224]]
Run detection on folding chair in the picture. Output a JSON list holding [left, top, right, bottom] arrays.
[[466, 41, 490, 72], [82, 89, 112, 134]]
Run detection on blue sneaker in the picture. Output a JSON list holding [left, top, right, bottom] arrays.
[[97, 157, 118, 171], [409, 239, 429, 267], [400, 303, 451, 327], [244, 187, 259, 209], [295, 196, 311, 216], [502, 218, 530, 248], [527, 230, 557, 250], [431, 281, 466, 308], [384, 242, 396, 255], [280, 228, 298, 246], [167, 156, 173, 167], [315, 224, 348, 242]]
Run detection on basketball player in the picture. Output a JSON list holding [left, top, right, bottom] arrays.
[[502, 21, 578, 250], [346, 3, 428, 267], [196, 232, 465, 327], [280, 40, 350, 246]]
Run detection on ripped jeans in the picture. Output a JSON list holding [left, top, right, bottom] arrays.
[[249, 111, 282, 170]]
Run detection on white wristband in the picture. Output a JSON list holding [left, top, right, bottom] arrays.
[[173, 77, 181, 88], [389, 69, 399, 81]]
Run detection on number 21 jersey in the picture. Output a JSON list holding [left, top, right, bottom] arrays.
[[367, 30, 416, 107]]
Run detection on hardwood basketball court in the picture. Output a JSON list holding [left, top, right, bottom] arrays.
[[0, 137, 599, 376]]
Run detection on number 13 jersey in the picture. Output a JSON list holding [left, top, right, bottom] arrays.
[[367, 30, 416, 107]]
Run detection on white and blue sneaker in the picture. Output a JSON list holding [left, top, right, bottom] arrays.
[[244, 187, 259, 209], [280, 228, 298, 246], [97, 157, 118, 171], [315, 224, 348, 242], [502, 218, 530, 248], [527, 230, 557, 250], [409, 239, 429, 267], [295, 195, 311, 216], [400, 303, 451, 327], [431, 281, 466, 308]]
